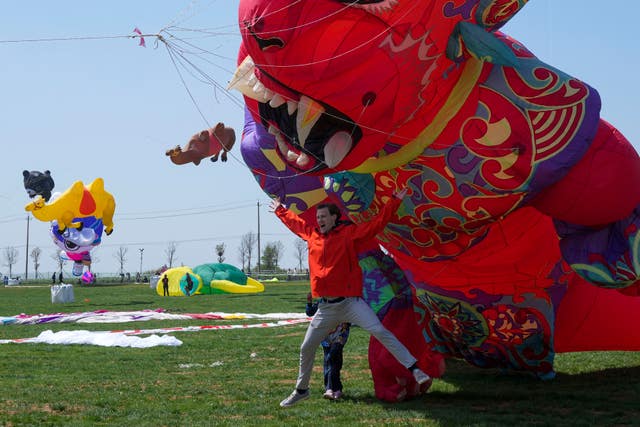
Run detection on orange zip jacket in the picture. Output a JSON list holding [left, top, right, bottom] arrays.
[[275, 197, 402, 298]]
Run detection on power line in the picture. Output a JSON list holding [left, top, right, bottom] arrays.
[[1, 201, 264, 225], [118, 202, 256, 221], [10, 232, 291, 250], [118, 200, 259, 216], [0, 33, 150, 44], [0, 216, 26, 224]]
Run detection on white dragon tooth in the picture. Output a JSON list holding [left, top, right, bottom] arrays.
[[296, 152, 310, 167], [227, 57, 268, 103], [229, 84, 262, 101], [247, 73, 257, 87], [287, 100, 298, 115], [286, 150, 299, 162], [230, 65, 274, 103], [269, 93, 286, 108], [262, 88, 274, 102], [253, 80, 266, 97], [323, 131, 353, 168], [239, 55, 255, 71], [227, 55, 255, 90], [296, 96, 325, 148], [250, 81, 273, 102]]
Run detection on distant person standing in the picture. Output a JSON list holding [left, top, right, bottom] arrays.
[[51, 272, 56, 284], [162, 274, 170, 296], [185, 273, 194, 296], [58, 271, 63, 284]]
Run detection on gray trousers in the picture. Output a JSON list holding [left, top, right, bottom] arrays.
[[295, 296, 417, 390]]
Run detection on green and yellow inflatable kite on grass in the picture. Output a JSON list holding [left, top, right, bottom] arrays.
[[156, 263, 264, 296]]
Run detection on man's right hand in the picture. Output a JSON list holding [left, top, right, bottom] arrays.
[[269, 197, 283, 212]]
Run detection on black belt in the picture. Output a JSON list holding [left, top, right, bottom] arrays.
[[321, 297, 345, 304]]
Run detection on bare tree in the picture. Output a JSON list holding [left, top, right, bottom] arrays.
[[50, 250, 65, 272], [113, 246, 128, 275], [165, 241, 178, 268], [238, 240, 247, 271], [30, 247, 42, 279], [2, 246, 19, 278], [89, 248, 100, 268], [293, 238, 307, 271], [215, 243, 226, 263], [240, 231, 257, 274], [272, 240, 285, 269]]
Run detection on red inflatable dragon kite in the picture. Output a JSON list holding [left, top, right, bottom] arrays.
[[223, 0, 640, 401]]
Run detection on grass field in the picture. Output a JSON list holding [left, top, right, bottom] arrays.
[[1, 281, 639, 426]]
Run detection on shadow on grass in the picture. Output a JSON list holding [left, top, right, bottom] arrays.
[[367, 359, 640, 425]]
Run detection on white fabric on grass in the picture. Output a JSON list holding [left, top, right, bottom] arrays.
[[1, 310, 309, 325], [0, 330, 182, 347]]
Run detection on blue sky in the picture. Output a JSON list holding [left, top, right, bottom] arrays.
[[1, 1, 638, 278]]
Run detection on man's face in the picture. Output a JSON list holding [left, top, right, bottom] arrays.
[[316, 207, 337, 234]]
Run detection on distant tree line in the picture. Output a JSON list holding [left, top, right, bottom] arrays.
[[2, 234, 309, 279]]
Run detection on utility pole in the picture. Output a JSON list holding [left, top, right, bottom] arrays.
[[139, 248, 144, 276], [25, 216, 30, 280], [257, 201, 261, 275]]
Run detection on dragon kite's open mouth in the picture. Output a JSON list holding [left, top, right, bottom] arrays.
[[228, 56, 362, 172]]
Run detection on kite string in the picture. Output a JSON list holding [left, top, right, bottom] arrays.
[[160, 31, 331, 180], [1, 14, 524, 185]]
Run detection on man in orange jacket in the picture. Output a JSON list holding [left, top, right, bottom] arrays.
[[271, 188, 430, 407]]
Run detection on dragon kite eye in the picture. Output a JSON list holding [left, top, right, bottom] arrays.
[[362, 91, 376, 107], [245, 18, 284, 51]]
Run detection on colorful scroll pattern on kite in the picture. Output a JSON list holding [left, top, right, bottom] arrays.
[[233, 0, 640, 401]]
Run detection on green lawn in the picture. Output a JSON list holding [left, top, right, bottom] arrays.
[[1, 282, 639, 426]]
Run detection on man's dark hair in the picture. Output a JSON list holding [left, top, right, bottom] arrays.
[[317, 203, 341, 221]]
